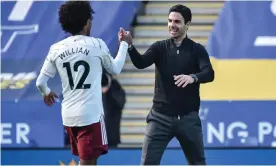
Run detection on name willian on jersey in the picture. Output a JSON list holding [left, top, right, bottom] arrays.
[[58, 47, 90, 60]]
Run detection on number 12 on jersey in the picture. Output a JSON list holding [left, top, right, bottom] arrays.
[[63, 60, 91, 90]]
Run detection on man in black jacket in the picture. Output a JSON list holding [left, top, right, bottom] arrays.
[[119, 4, 214, 165], [102, 70, 126, 147]]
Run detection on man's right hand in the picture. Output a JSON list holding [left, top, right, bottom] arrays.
[[118, 27, 133, 45]]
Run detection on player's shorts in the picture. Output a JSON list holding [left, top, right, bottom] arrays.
[[64, 116, 108, 160]]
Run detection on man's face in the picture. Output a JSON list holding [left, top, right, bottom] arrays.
[[168, 12, 188, 39]]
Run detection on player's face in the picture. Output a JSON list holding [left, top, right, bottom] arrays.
[[84, 19, 92, 36], [168, 12, 189, 39]]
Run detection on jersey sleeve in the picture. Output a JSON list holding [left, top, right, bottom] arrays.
[[40, 46, 58, 78], [98, 39, 128, 75], [36, 73, 51, 96]]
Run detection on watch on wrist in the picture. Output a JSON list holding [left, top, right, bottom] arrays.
[[190, 74, 198, 83]]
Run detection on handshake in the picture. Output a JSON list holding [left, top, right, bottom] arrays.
[[118, 27, 132, 45]]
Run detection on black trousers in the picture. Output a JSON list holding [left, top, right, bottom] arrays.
[[141, 109, 206, 165]]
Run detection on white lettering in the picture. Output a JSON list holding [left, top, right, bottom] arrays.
[[258, 122, 273, 144], [254, 36, 276, 46], [16, 123, 30, 144], [207, 122, 224, 144], [1, 123, 12, 144], [0, 73, 13, 81], [8, 1, 34, 21], [24, 72, 37, 80], [271, 0, 276, 16], [13, 73, 26, 81], [1, 25, 39, 53], [0, 72, 37, 81], [271, 141, 276, 147], [227, 122, 248, 139], [270, 124, 276, 147], [254, 0, 276, 46], [1, 123, 30, 145], [199, 107, 209, 120], [274, 124, 276, 138]]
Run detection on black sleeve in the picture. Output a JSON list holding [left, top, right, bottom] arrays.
[[128, 42, 159, 69], [195, 43, 215, 83]]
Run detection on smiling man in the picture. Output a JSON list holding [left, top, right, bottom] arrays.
[[121, 4, 214, 165]]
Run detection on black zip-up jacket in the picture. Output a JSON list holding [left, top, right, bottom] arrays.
[[128, 37, 215, 117]]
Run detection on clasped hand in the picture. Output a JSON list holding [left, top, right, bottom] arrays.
[[118, 27, 132, 45]]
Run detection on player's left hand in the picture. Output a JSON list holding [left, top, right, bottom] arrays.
[[44, 91, 58, 106], [174, 75, 194, 88], [102, 87, 109, 94]]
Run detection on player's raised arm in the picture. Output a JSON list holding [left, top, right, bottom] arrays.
[[99, 28, 129, 75]]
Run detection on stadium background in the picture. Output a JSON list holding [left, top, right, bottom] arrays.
[[1, 0, 276, 165]]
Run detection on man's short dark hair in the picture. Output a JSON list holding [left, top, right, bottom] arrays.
[[169, 4, 192, 24], [59, 1, 94, 35]]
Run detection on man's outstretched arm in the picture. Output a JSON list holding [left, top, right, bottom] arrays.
[[128, 42, 159, 69], [99, 39, 128, 76], [99, 28, 129, 75], [122, 30, 159, 69]]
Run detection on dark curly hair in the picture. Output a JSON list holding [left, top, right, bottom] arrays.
[[169, 4, 192, 24], [59, 1, 94, 35]]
